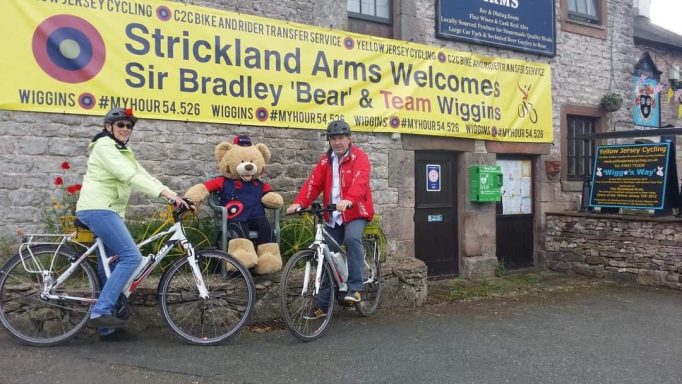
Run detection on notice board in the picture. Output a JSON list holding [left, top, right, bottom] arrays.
[[589, 143, 670, 209]]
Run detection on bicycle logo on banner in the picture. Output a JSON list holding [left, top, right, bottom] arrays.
[[517, 82, 538, 124]]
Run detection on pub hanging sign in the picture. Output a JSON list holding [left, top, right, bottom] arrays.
[[589, 143, 670, 209]]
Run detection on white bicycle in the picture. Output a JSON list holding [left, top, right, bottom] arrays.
[[280, 203, 383, 341], [0, 200, 255, 346]]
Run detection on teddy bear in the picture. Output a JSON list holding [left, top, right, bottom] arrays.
[[184, 135, 284, 274]]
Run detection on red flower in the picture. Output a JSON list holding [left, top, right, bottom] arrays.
[[60, 161, 71, 170], [54, 176, 64, 186], [124, 108, 134, 117], [66, 184, 82, 194]]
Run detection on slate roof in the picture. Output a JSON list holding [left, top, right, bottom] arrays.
[[633, 16, 682, 52]]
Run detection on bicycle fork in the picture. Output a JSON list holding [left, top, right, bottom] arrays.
[[300, 246, 326, 297], [186, 248, 209, 300]]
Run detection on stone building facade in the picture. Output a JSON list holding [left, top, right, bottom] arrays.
[[2, 0, 681, 279]]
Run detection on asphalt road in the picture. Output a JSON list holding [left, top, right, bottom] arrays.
[[0, 284, 680, 384]]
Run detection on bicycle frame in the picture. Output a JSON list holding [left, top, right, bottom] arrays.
[[303, 218, 348, 297], [17, 212, 209, 306]]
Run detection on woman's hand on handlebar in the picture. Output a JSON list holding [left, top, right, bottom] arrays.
[[161, 190, 192, 211]]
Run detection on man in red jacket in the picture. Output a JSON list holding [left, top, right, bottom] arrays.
[[286, 120, 374, 318]]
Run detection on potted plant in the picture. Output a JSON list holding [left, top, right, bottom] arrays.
[[600, 92, 623, 112]]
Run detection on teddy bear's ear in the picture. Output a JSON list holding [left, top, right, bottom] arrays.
[[215, 142, 233, 163], [255, 143, 271, 163]]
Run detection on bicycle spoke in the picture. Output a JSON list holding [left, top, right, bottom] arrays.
[[356, 238, 383, 317], [280, 250, 334, 341], [0, 246, 97, 346], [159, 250, 254, 345]]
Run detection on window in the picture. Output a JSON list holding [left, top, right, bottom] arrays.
[[567, 0, 599, 24], [566, 116, 596, 181], [560, 0, 607, 39], [347, 0, 394, 38], [348, 0, 391, 23], [561, 105, 605, 188]]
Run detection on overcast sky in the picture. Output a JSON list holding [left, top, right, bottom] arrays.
[[650, 0, 682, 35]]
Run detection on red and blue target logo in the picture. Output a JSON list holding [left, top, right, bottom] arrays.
[[32, 15, 105, 84], [78, 92, 95, 109], [156, 6, 171, 21], [389, 116, 401, 128], [343, 37, 355, 50], [255, 107, 269, 121]]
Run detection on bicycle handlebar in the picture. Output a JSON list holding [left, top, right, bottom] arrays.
[[167, 197, 196, 221], [288, 202, 353, 217]]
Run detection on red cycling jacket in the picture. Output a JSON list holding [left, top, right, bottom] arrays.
[[294, 144, 374, 223]]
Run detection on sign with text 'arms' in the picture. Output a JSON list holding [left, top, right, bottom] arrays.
[[0, 0, 552, 143]]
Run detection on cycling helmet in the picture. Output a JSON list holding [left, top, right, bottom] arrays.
[[104, 107, 137, 125], [326, 120, 351, 138]]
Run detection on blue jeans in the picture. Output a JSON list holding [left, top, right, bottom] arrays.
[[318, 219, 367, 310], [76, 210, 141, 320]]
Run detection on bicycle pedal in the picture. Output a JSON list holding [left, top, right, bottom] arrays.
[[338, 299, 355, 307]]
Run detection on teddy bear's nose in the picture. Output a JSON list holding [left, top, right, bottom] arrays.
[[245, 164, 254, 171]]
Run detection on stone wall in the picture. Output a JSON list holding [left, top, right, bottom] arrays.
[[0, 111, 414, 257], [545, 211, 682, 290]]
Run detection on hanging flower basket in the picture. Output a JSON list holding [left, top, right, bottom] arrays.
[[600, 92, 623, 112]]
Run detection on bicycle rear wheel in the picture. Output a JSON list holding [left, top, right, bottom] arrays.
[[0, 245, 98, 346], [356, 237, 382, 316], [280, 249, 335, 342], [158, 249, 255, 345]]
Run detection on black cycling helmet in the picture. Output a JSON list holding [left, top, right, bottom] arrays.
[[104, 107, 137, 125], [326, 120, 351, 138]]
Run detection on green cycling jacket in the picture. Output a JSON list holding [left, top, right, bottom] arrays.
[[76, 136, 168, 218]]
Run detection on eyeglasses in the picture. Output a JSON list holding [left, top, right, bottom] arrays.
[[114, 121, 133, 129]]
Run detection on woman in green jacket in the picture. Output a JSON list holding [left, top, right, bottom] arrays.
[[76, 108, 188, 336]]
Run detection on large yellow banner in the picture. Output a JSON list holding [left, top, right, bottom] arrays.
[[0, 0, 553, 142]]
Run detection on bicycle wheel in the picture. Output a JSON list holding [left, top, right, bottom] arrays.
[[158, 249, 255, 345], [356, 237, 382, 317], [280, 249, 335, 342], [0, 245, 99, 346], [279, 216, 315, 262]]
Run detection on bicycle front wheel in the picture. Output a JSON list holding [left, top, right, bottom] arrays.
[[0, 245, 99, 346], [158, 249, 255, 345], [280, 249, 335, 342], [356, 237, 383, 316]]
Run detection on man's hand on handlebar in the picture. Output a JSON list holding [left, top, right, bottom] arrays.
[[286, 203, 302, 215], [336, 200, 353, 212]]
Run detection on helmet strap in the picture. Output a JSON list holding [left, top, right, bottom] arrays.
[[93, 127, 128, 149]]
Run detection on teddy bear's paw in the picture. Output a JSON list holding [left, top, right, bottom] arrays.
[[227, 238, 258, 269], [254, 243, 282, 274], [184, 184, 210, 203]]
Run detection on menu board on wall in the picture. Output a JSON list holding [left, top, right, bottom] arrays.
[[497, 159, 532, 215], [589, 143, 670, 209]]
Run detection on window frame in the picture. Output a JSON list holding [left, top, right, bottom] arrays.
[[560, 0, 607, 39], [567, 0, 600, 24], [348, 0, 392, 25], [561, 105, 606, 190]]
